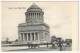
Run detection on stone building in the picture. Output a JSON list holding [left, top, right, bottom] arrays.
[[18, 3, 50, 44]]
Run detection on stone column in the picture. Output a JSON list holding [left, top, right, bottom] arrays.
[[29, 13, 31, 19], [35, 13, 36, 18], [23, 33, 25, 41], [31, 13, 32, 19], [36, 13, 37, 19], [35, 32, 39, 40], [24, 33, 27, 41], [34, 12, 35, 18], [32, 33, 34, 40], [38, 33, 39, 40], [27, 33, 28, 41], [25, 33, 27, 41], [28, 33, 30, 41], [34, 33, 35, 40], [39, 13, 41, 19], [29, 13, 30, 19], [32, 12, 33, 19], [37, 12, 39, 18], [20, 33, 22, 41], [21, 33, 23, 41], [30, 13, 32, 19], [18, 33, 20, 41], [30, 33, 32, 41], [34, 13, 36, 18], [33, 13, 34, 18], [39, 13, 40, 18]]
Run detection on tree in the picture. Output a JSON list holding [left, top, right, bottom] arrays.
[[56, 37, 63, 42], [51, 35, 56, 43]]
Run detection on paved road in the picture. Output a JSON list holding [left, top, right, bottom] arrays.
[[1, 45, 72, 51]]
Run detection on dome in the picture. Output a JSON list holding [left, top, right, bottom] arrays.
[[27, 3, 42, 11]]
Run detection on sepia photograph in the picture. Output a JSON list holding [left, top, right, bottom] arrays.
[[1, 1, 78, 51]]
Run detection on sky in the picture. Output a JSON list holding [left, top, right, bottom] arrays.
[[2, 1, 78, 41]]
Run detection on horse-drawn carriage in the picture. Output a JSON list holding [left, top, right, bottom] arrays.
[[27, 42, 39, 48]]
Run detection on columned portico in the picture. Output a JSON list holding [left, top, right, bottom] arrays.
[[19, 32, 39, 41]]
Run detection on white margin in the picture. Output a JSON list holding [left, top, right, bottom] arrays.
[[0, 0, 79, 53]]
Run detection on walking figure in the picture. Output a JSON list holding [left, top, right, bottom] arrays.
[[28, 42, 30, 48], [47, 42, 48, 47]]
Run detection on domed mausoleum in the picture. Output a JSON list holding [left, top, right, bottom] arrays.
[[18, 3, 50, 44]]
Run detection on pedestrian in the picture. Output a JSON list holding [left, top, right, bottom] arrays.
[[28, 42, 30, 48], [46, 42, 48, 47], [57, 42, 63, 51]]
